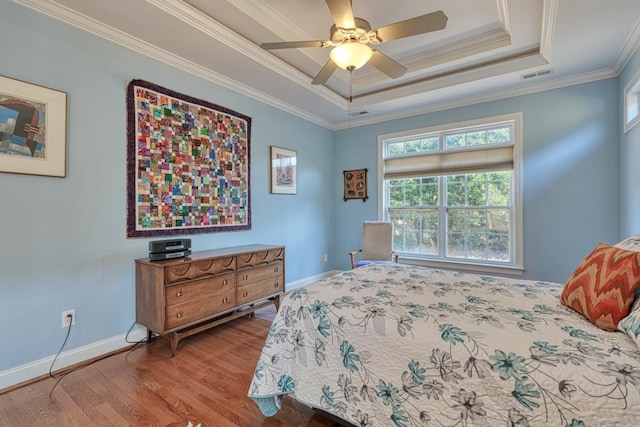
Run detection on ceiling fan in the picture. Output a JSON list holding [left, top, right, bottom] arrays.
[[260, 0, 448, 85]]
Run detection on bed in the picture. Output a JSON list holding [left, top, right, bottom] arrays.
[[248, 242, 640, 426]]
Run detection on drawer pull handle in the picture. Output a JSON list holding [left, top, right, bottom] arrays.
[[274, 267, 279, 272], [274, 282, 279, 288], [176, 312, 183, 319], [243, 274, 249, 280], [223, 297, 228, 304], [223, 279, 228, 285], [242, 291, 249, 297], [176, 290, 183, 297]]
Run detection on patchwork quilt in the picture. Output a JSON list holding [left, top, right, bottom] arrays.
[[248, 263, 640, 426]]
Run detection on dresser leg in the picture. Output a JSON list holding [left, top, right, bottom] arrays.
[[170, 333, 178, 357], [274, 295, 281, 310], [147, 328, 155, 343]]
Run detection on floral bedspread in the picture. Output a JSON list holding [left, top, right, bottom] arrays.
[[248, 263, 640, 426]]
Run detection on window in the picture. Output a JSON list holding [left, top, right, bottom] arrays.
[[378, 113, 523, 274], [624, 67, 640, 133]]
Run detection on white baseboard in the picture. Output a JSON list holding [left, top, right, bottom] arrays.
[[285, 269, 342, 291], [0, 326, 147, 392], [0, 269, 343, 391]]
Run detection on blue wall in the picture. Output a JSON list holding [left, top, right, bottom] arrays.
[[620, 48, 640, 238], [333, 79, 621, 283], [0, 1, 334, 375], [0, 0, 635, 388]]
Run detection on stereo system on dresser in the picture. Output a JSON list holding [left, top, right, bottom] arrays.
[[148, 238, 192, 261], [135, 244, 285, 356]]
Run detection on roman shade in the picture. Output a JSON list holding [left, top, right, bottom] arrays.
[[383, 144, 513, 180]]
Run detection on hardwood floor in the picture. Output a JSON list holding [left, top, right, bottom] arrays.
[[0, 306, 339, 427]]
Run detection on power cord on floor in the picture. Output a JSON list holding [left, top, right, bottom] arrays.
[[48, 317, 150, 398]]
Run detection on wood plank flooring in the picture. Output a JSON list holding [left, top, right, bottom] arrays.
[[0, 306, 339, 427]]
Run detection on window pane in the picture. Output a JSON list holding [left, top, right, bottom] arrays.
[[405, 181, 420, 205], [466, 131, 485, 146], [466, 210, 486, 232], [388, 142, 405, 156], [389, 185, 404, 206], [447, 209, 465, 232], [445, 134, 464, 149], [466, 234, 487, 259], [447, 233, 465, 257], [405, 140, 421, 153], [488, 234, 510, 261], [422, 231, 438, 254], [488, 210, 510, 234], [421, 138, 439, 151], [422, 182, 438, 206], [488, 176, 511, 206], [487, 127, 510, 143], [446, 182, 465, 206], [467, 180, 487, 206]]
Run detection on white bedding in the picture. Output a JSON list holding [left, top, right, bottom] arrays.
[[249, 263, 640, 426]]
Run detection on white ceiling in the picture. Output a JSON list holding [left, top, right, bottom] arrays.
[[13, 0, 640, 129]]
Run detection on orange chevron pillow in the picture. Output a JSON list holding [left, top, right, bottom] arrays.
[[560, 243, 640, 331]]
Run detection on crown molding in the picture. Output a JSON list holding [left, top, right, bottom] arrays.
[[335, 67, 617, 130], [10, 0, 636, 133], [11, 0, 334, 128], [539, 0, 559, 61], [147, 0, 343, 107], [355, 29, 512, 88], [497, 0, 511, 34], [218, 0, 329, 66], [613, 16, 640, 73]]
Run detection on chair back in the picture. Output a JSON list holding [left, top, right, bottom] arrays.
[[361, 221, 394, 261]]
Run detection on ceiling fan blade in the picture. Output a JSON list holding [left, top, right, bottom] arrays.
[[325, 0, 355, 29], [261, 40, 326, 50], [369, 50, 407, 79], [311, 60, 338, 85], [374, 10, 448, 43]]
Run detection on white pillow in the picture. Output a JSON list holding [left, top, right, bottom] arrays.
[[615, 233, 640, 252]]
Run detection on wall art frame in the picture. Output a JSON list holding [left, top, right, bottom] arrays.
[[126, 79, 251, 238], [270, 146, 297, 194], [343, 168, 368, 202], [0, 75, 67, 177]]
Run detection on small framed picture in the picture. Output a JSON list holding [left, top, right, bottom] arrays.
[[270, 146, 297, 194], [343, 168, 368, 201]]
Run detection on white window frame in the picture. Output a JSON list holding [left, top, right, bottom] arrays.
[[377, 113, 524, 276], [624, 66, 640, 134]]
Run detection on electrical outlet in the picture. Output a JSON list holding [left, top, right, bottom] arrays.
[[62, 309, 76, 328], [321, 254, 328, 263]]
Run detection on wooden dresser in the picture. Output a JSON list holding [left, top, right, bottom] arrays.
[[135, 244, 284, 355]]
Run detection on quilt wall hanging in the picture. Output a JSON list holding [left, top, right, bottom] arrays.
[[126, 79, 251, 238]]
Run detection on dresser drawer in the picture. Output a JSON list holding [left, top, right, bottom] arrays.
[[236, 248, 284, 268], [166, 286, 236, 330], [236, 276, 283, 306], [237, 261, 283, 286], [165, 256, 235, 285], [165, 272, 234, 306]]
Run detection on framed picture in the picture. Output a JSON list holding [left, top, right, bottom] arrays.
[[270, 146, 297, 194], [343, 168, 368, 201], [0, 75, 67, 177], [126, 79, 251, 238]]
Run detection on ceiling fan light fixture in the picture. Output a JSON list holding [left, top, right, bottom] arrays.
[[330, 42, 373, 70]]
